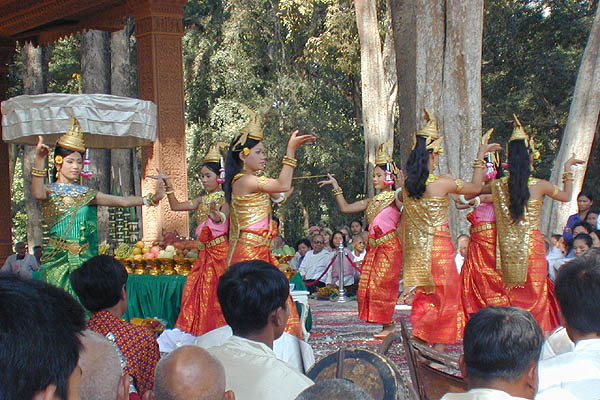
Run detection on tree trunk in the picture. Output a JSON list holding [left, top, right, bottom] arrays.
[[81, 30, 112, 244], [22, 42, 47, 250], [355, 0, 398, 198], [541, 4, 600, 236]]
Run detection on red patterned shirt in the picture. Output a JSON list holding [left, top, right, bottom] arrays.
[[86, 310, 159, 395]]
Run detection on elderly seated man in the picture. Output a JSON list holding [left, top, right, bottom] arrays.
[[298, 233, 332, 293]]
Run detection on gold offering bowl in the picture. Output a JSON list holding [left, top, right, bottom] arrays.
[[160, 258, 176, 276], [148, 259, 162, 276], [133, 260, 147, 275]]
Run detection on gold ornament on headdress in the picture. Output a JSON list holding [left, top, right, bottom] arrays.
[[509, 114, 540, 159], [203, 142, 228, 164], [413, 109, 444, 154], [375, 139, 394, 166], [233, 105, 264, 150], [56, 117, 86, 153]]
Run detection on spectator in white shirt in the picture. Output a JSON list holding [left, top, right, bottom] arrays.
[[1, 242, 39, 279], [350, 233, 367, 267], [454, 234, 469, 274], [298, 234, 332, 293], [537, 249, 600, 400]]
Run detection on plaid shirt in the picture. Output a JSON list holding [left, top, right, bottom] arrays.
[[87, 310, 159, 395]]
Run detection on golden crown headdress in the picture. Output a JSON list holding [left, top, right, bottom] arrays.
[[413, 109, 444, 154], [375, 139, 398, 174], [233, 105, 264, 150], [56, 116, 86, 153], [203, 142, 228, 164], [509, 114, 540, 159]]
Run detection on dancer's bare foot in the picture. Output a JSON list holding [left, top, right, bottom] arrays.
[[374, 323, 396, 338], [433, 343, 446, 352]]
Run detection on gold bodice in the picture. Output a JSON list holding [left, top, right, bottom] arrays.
[[42, 183, 98, 228], [365, 190, 396, 225], [230, 192, 271, 230], [195, 191, 226, 225]]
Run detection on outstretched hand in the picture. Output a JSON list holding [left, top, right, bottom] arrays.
[[35, 135, 50, 160], [565, 153, 585, 169], [317, 173, 338, 188], [286, 130, 316, 154]]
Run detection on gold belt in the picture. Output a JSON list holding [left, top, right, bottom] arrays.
[[48, 238, 89, 255], [470, 222, 496, 234], [239, 231, 270, 246], [368, 231, 397, 248], [197, 235, 227, 251]]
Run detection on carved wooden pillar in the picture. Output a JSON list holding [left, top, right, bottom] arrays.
[[129, 0, 189, 241], [0, 38, 15, 264]]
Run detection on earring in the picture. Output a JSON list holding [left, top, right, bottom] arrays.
[[242, 160, 247, 171]]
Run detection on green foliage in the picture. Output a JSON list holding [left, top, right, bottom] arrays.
[[10, 155, 27, 243]]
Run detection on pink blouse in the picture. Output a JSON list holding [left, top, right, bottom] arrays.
[[369, 205, 400, 236]]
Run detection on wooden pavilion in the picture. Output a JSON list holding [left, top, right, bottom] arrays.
[[0, 0, 190, 263]]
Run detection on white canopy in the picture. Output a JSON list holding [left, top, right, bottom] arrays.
[[1, 93, 157, 148]]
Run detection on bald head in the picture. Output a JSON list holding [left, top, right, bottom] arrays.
[[154, 345, 227, 400], [78, 330, 123, 400]]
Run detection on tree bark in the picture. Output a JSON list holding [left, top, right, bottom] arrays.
[[541, 4, 600, 236], [355, 0, 398, 198], [81, 30, 112, 244], [22, 42, 47, 250]]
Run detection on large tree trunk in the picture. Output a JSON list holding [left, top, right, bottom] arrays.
[[81, 30, 112, 244], [22, 42, 47, 250], [541, 5, 600, 236], [355, 0, 398, 198]]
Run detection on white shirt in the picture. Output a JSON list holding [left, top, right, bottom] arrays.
[[539, 326, 574, 361], [1, 253, 39, 279], [441, 388, 528, 400], [207, 335, 314, 400], [455, 253, 465, 274], [352, 249, 366, 264], [298, 249, 332, 282], [537, 338, 600, 400]]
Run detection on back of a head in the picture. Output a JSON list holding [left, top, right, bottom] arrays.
[[295, 379, 374, 400], [154, 345, 226, 400], [554, 252, 600, 336], [78, 330, 123, 400], [463, 307, 543, 382], [217, 260, 289, 336], [70, 255, 128, 312], [0, 275, 86, 399]]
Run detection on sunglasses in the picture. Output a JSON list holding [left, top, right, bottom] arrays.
[[313, 240, 324, 245]]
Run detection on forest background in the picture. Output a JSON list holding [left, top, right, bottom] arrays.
[[6, 0, 600, 247]]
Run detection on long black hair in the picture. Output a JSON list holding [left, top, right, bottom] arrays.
[[51, 145, 84, 183], [405, 136, 431, 199], [507, 139, 531, 221], [224, 137, 261, 202]]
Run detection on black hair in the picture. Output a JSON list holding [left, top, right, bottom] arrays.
[[573, 220, 593, 234], [0, 275, 85, 400], [217, 260, 289, 336], [577, 190, 594, 203], [350, 219, 363, 228], [573, 233, 593, 249], [295, 238, 312, 251], [51, 145, 85, 183], [330, 230, 347, 249], [507, 140, 531, 221], [272, 216, 280, 228], [555, 254, 600, 335], [463, 306, 543, 382], [405, 136, 431, 199], [70, 255, 128, 313], [202, 161, 220, 176], [224, 137, 261, 202]]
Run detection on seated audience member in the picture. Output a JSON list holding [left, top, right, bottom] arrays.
[[572, 233, 592, 257], [0, 275, 86, 400], [78, 330, 130, 400], [585, 207, 599, 228], [326, 230, 357, 296], [272, 235, 286, 250], [338, 226, 351, 244], [290, 238, 311, 270], [208, 260, 314, 400], [298, 234, 332, 293], [154, 345, 234, 400], [33, 245, 43, 265], [321, 228, 333, 251], [540, 326, 574, 361], [537, 250, 600, 399], [295, 378, 374, 400], [0, 241, 40, 278], [350, 219, 364, 238], [441, 307, 544, 400], [454, 234, 469, 273], [566, 221, 594, 258], [590, 230, 600, 248], [71, 255, 160, 396], [350, 233, 367, 267]]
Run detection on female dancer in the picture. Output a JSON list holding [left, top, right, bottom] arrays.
[[400, 110, 500, 346], [225, 107, 315, 339], [319, 141, 402, 337], [160, 143, 229, 336], [31, 118, 165, 299], [482, 115, 583, 333]]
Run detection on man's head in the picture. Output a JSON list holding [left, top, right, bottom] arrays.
[[586, 208, 599, 227], [78, 330, 123, 400], [462, 307, 543, 399], [154, 346, 234, 400], [554, 251, 600, 341], [311, 234, 325, 254], [0, 275, 86, 400], [217, 260, 289, 340], [350, 220, 363, 236], [70, 255, 128, 315], [457, 234, 469, 257], [33, 245, 43, 262], [15, 241, 26, 257]]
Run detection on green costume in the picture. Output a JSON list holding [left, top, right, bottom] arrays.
[[41, 183, 98, 299]]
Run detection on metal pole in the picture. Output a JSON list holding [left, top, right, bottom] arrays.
[[336, 242, 349, 303]]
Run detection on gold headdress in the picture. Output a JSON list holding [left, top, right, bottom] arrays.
[[509, 114, 539, 159], [203, 142, 228, 164], [414, 109, 444, 154], [233, 105, 264, 151], [375, 139, 394, 166], [56, 117, 86, 153]]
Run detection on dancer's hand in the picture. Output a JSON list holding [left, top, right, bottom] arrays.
[[209, 201, 224, 223], [317, 173, 339, 188], [35, 135, 50, 161], [286, 130, 316, 156], [564, 153, 585, 170], [153, 179, 166, 202]]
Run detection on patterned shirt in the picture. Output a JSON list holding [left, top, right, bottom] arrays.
[[86, 310, 159, 395]]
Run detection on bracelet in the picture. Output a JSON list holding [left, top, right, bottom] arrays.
[[458, 194, 470, 205], [455, 178, 465, 193], [562, 171, 574, 183], [282, 156, 298, 168], [272, 193, 286, 204], [472, 197, 481, 208], [257, 176, 268, 192], [395, 187, 402, 200], [142, 193, 157, 207], [165, 185, 174, 192], [332, 187, 343, 196], [217, 211, 227, 223], [552, 185, 560, 197], [472, 159, 486, 168], [32, 167, 48, 177], [165, 190, 175, 195]]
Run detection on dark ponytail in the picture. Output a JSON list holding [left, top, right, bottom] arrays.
[[51, 145, 84, 183], [224, 137, 261, 202], [405, 136, 431, 199], [507, 140, 531, 221]]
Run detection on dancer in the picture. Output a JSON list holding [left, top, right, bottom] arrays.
[[224, 106, 315, 339], [400, 110, 500, 346], [482, 115, 583, 333], [160, 143, 229, 336], [31, 117, 165, 299], [319, 140, 402, 337]]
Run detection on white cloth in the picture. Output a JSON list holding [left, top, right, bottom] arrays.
[[455, 253, 465, 274], [537, 338, 600, 400], [546, 247, 567, 281], [540, 326, 574, 361], [298, 249, 332, 282], [351, 249, 366, 264], [1, 253, 39, 279], [207, 335, 314, 400], [441, 388, 528, 400]]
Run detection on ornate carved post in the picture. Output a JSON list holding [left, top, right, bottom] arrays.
[[129, 0, 189, 242], [0, 38, 15, 264]]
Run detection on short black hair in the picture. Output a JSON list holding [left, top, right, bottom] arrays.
[[350, 219, 363, 227], [463, 307, 543, 382], [573, 233, 593, 249], [573, 220, 593, 234], [70, 255, 128, 312], [0, 275, 85, 400], [217, 260, 289, 336], [555, 254, 600, 335], [295, 238, 311, 251]]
